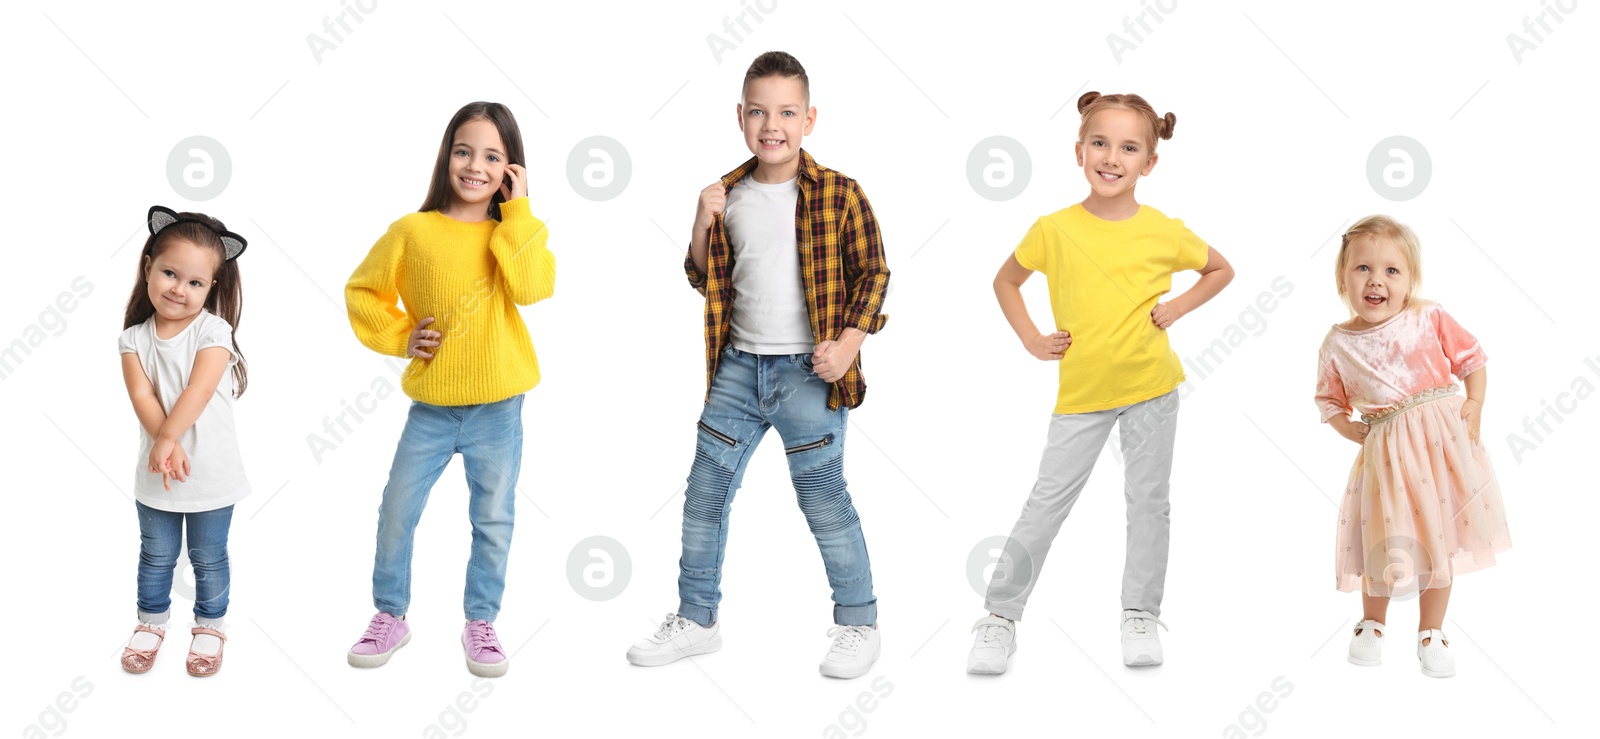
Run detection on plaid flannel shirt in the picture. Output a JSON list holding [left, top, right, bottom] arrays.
[[684, 149, 890, 411]]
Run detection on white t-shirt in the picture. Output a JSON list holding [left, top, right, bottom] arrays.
[[117, 311, 251, 512], [725, 175, 815, 354]]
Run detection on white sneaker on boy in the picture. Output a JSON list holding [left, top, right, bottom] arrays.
[[819, 624, 880, 679], [626, 613, 722, 667]]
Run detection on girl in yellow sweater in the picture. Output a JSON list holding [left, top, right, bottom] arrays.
[[342, 101, 554, 677]]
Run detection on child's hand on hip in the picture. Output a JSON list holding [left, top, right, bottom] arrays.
[[1150, 302, 1184, 330], [1334, 417, 1370, 445], [694, 182, 727, 233], [1027, 331, 1072, 361], [1460, 399, 1482, 444], [408, 316, 441, 359]]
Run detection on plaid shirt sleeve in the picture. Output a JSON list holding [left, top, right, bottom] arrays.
[[684, 246, 708, 296], [838, 180, 890, 335]]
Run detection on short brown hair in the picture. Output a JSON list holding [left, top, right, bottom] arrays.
[[743, 51, 809, 103]]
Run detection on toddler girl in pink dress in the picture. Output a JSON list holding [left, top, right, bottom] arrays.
[[1314, 215, 1511, 679]]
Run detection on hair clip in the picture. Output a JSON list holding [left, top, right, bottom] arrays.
[[147, 205, 247, 261]]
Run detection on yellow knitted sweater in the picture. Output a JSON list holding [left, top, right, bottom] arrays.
[[345, 198, 554, 406]]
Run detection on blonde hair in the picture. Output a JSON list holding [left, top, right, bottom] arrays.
[[1076, 91, 1176, 151], [1335, 214, 1424, 311]]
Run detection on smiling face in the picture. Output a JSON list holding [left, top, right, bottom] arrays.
[[1339, 234, 1415, 328], [738, 74, 815, 183], [1075, 107, 1159, 207], [144, 237, 219, 327], [447, 117, 508, 214]]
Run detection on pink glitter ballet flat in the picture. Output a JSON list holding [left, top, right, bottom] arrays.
[[120, 623, 166, 674], [186, 627, 227, 677]]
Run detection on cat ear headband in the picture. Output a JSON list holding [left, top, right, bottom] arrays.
[[147, 205, 247, 261]]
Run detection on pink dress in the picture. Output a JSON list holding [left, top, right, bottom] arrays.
[[1314, 301, 1510, 597]]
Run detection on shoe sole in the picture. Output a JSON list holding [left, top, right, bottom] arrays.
[[1348, 655, 1381, 666], [626, 634, 722, 667], [1420, 660, 1455, 678], [967, 643, 1017, 675], [820, 655, 879, 679], [1123, 647, 1163, 666], [348, 632, 411, 668], [466, 655, 510, 677]]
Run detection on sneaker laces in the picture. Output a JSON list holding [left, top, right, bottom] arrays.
[[826, 625, 870, 655], [653, 613, 692, 641], [465, 621, 503, 656], [357, 614, 396, 646], [1124, 613, 1168, 637]]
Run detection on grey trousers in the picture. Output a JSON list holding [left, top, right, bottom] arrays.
[[984, 388, 1180, 620]]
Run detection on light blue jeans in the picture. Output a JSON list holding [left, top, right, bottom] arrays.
[[372, 394, 524, 622], [678, 346, 877, 627]]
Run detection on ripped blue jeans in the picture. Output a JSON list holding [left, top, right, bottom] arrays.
[[677, 345, 877, 627]]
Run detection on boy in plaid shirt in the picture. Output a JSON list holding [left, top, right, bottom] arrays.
[[627, 51, 890, 679]]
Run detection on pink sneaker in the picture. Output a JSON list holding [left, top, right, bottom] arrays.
[[348, 612, 410, 668], [462, 620, 509, 677]]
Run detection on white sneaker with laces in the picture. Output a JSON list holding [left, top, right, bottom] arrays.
[[1120, 610, 1167, 666], [1417, 629, 1455, 678], [626, 613, 721, 666], [820, 624, 880, 679], [1347, 619, 1385, 666], [967, 615, 1017, 675]]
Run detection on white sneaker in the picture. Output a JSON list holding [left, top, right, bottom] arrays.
[[1417, 629, 1456, 678], [1120, 610, 1167, 666], [820, 624, 880, 679], [966, 615, 1017, 674], [1347, 619, 1385, 666], [626, 613, 721, 666]]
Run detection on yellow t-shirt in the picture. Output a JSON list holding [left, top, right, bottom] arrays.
[[1014, 204, 1209, 414]]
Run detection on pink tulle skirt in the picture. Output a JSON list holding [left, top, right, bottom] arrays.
[[1334, 386, 1511, 596]]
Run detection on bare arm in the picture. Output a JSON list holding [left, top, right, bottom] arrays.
[[994, 254, 1071, 360], [1463, 365, 1486, 406], [121, 353, 167, 439], [154, 347, 231, 443], [1460, 365, 1487, 443], [1155, 246, 1235, 328]]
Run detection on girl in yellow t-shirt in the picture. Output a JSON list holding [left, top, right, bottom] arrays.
[[968, 92, 1234, 675]]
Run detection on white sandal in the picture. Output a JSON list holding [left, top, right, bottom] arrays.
[[1416, 629, 1455, 678], [1347, 619, 1384, 666]]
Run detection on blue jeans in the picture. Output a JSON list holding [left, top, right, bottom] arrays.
[[678, 346, 877, 627], [372, 394, 524, 622], [135, 501, 234, 622]]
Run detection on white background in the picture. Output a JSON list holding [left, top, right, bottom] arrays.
[[2, 1, 1593, 737]]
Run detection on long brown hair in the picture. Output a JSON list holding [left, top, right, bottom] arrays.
[[418, 102, 526, 221], [122, 213, 248, 398]]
